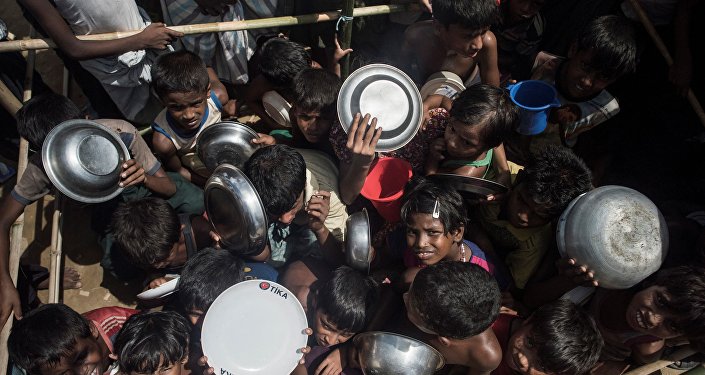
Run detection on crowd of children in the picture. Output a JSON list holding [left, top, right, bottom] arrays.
[[1, 0, 704, 374]]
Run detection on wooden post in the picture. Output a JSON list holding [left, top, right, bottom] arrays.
[[340, 0, 355, 78], [48, 195, 63, 303]]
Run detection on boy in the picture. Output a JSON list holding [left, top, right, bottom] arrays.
[[404, 261, 502, 375], [151, 50, 235, 186], [492, 299, 603, 375], [0, 93, 198, 328], [470, 146, 592, 291], [112, 311, 191, 375], [8, 303, 138, 375], [492, 0, 546, 83], [401, 0, 500, 87], [244, 145, 347, 268]]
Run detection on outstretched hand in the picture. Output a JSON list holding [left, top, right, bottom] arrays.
[[557, 257, 599, 287], [138, 23, 183, 50], [120, 159, 146, 188], [346, 113, 382, 166], [0, 279, 21, 329]]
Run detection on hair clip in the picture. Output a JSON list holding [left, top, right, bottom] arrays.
[[432, 199, 440, 219]]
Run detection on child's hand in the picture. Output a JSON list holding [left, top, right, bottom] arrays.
[[346, 113, 382, 166], [299, 328, 314, 365], [197, 355, 214, 375], [222, 99, 238, 119], [120, 159, 146, 188], [251, 133, 277, 146], [333, 35, 353, 65], [137, 23, 183, 50], [315, 347, 345, 375], [148, 276, 173, 290], [556, 257, 599, 287], [307, 191, 331, 234], [209, 230, 222, 249], [428, 137, 446, 163], [418, 0, 432, 13]]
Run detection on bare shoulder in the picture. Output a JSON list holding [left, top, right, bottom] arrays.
[[482, 30, 497, 49], [151, 132, 176, 155], [404, 21, 436, 44], [467, 328, 502, 371]]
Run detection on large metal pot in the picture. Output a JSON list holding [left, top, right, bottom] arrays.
[[354, 332, 445, 375], [556, 185, 668, 289]]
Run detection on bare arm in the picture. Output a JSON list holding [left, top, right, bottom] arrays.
[[0, 196, 27, 328], [19, 0, 182, 61], [243, 75, 282, 129], [477, 31, 500, 87], [339, 114, 382, 205], [152, 132, 207, 187]]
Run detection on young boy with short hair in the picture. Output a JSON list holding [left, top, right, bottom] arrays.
[[492, 299, 603, 375], [151, 50, 235, 186], [404, 261, 502, 375]]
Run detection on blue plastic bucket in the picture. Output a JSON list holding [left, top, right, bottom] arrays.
[[508, 80, 561, 135]]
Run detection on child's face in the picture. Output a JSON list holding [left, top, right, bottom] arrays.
[[505, 183, 551, 228], [313, 309, 355, 347], [507, 0, 545, 24], [271, 192, 304, 226], [626, 286, 681, 339], [405, 213, 463, 265], [293, 107, 334, 144], [164, 90, 209, 131], [559, 48, 615, 101], [444, 119, 486, 160], [505, 322, 550, 375], [436, 23, 488, 59], [40, 335, 108, 375]]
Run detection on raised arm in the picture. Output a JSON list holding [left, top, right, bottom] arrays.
[[339, 114, 382, 205], [477, 31, 500, 87]]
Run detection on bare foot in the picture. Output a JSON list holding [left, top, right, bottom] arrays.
[[37, 267, 82, 290]]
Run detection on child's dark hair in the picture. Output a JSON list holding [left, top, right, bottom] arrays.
[[8, 304, 92, 375], [152, 50, 210, 98], [574, 15, 637, 80], [527, 299, 603, 375], [114, 311, 191, 374], [432, 0, 499, 30], [177, 247, 245, 313], [522, 145, 592, 218], [316, 266, 379, 334], [244, 145, 306, 217], [449, 83, 518, 149], [110, 198, 179, 269], [409, 262, 500, 339], [645, 265, 705, 341], [292, 68, 341, 117], [401, 176, 466, 234], [15, 93, 81, 150], [258, 38, 312, 89]]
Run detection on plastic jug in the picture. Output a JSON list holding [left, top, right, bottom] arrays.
[[507, 80, 561, 135]]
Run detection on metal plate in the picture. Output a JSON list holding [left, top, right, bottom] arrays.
[[262, 91, 292, 128], [338, 64, 423, 152], [427, 173, 509, 198], [197, 121, 261, 172], [345, 208, 372, 274], [205, 164, 267, 256], [42, 119, 130, 203]]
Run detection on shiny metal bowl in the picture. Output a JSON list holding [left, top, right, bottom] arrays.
[[196, 121, 261, 172], [556, 185, 669, 289], [42, 119, 130, 203], [205, 164, 268, 256], [355, 332, 445, 375], [345, 209, 372, 273]]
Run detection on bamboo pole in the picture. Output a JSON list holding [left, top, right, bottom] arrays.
[[0, 4, 418, 53], [47, 195, 63, 303], [627, 0, 705, 129], [624, 346, 696, 375], [340, 0, 355, 78]]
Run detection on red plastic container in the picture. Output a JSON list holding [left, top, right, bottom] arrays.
[[361, 157, 413, 222]]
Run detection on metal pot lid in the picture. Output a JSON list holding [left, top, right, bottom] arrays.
[[556, 185, 668, 289], [345, 208, 372, 274], [196, 121, 261, 172], [42, 119, 130, 203], [337, 64, 423, 152], [262, 90, 292, 128], [205, 164, 268, 256], [427, 173, 509, 198]]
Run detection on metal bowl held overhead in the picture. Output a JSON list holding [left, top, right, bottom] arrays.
[[427, 173, 509, 199], [338, 64, 423, 152], [345, 209, 372, 273], [556, 185, 669, 290], [196, 121, 261, 172], [205, 164, 268, 256], [42, 119, 130, 203], [354, 331, 445, 375]]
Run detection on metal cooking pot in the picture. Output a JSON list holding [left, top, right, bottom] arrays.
[[556, 185, 668, 289], [345, 209, 372, 273], [196, 121, 261, 172], [354, 332, 445, 375], [205, 164, 267, 256]]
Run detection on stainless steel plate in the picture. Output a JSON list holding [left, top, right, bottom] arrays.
[[338, 64, 423, 152], [345, 209, 372, 274], [197, 121, 261, 172], [205, 164, 268, 256], [427, 173, 509, 198], [42, 119, 130, 203]]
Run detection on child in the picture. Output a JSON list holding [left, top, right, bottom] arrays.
[[492, 0, 546, 84], [151, 50, 235, 186], [401, 0, 500, 87], [492, 299, 603, 375], [588, 266, 705, 371], [404, 261, 503, 374], [8, 303, 138, 375], [471, 146, 592, 291], [244, 145, 347, 268], [112, 311, 191, 375]]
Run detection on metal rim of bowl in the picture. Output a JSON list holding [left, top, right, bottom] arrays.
[[41, 119, 130, 203], [196, 121, 261, 172], [354, 331, 446, 371], [345, 208, 372, 274]]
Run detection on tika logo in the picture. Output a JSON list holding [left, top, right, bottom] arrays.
[[259, 281, 288, 299], [221, 369, 234, 375]]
